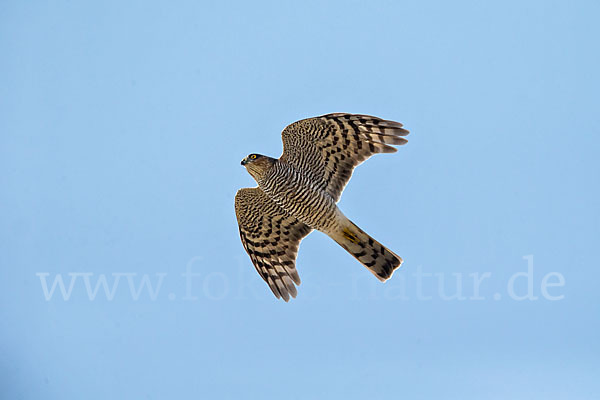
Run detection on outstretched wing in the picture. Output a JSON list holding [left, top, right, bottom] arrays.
[[281, 113, 409, 202], [234, 187, 313, 301]]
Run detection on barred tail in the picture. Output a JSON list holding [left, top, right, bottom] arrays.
[[330, 220, 403, 281]]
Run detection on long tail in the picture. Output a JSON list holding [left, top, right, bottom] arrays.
[[330, 220, 402, 281]]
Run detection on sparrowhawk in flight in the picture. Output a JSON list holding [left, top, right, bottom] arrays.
[[235, 113, 409, 301]]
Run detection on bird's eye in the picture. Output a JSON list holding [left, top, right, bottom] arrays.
[[250, 154, 257, 159]]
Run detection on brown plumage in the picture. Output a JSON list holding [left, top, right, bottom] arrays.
[[235, 113, 410, 301]]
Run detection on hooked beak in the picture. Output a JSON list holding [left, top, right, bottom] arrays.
[[240, 157, 247, 166]]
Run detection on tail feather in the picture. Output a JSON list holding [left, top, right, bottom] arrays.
[[330, 221, 402, 281]]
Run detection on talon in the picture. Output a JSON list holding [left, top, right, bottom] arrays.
[[342, 228, 360, 244]]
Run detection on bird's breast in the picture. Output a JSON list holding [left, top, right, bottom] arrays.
[[260, 164, 340, 233]]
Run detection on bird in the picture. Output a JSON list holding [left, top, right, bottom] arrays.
[[235, 113, 409, 301]]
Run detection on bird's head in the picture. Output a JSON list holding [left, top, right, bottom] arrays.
[[241, 153, 275, 182]]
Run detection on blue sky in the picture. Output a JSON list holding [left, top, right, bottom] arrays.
[[1, 1, 599, 399]]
